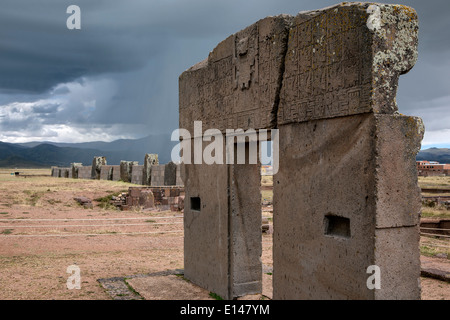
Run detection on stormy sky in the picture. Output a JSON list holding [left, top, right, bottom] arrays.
[[0, 0, 449, 148]]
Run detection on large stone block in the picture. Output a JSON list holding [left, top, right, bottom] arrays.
[[273, 113, 423, 299], [131, 165, 144, 185], [278, 3, 419, 125], [71, 163, 82, 179], [91, 156, 107, 180], [77, 166, 92, 180], [143, 154, 159, 185], [164, 162, 177, 186], [51, 167, 58, 177], [120, 161, 138, 183], [150, 165, 166, 187], [374, 226, 421, 300], [183, 141, 262, 300], [179, 15, 292, 134], [111, 165, 121, 181], [100, 165, 114, 181]]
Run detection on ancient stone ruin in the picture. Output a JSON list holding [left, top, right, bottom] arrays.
[[91, 156, 107, 180], [179, 2, 424, 300], [51, 154, 183, 188]]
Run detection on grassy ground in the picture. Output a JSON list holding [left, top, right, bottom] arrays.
[[418, 176, 450, 189], [419, 176, 450, 220]]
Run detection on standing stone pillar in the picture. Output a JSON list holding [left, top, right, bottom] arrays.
[[91, 157, 107, 180], [164, 161, 177, 186], [143, 154, 159, 185], [273, 3, 423, 300], [120, 161, 138, 183], [71, 163, 83, 179], [180, 15, 290, 299]]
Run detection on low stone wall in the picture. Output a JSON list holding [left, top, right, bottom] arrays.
[[123, 186, 184, 211], [51, 157, 183, 187], [77, 166, 92, 180]]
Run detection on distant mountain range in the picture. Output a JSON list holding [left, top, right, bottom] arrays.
[[0, 134, 177, 168], [0, 137, 449, 169], [416, 147, 450, 164]]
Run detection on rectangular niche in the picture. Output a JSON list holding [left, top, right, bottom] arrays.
[[324, 215, 351, 238], [190, 197, 201, 211]]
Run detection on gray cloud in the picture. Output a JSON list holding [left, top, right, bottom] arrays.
[[0, 0, 448, 146]]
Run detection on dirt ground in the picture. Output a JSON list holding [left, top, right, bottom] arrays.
[[0, 169, 448, 300]]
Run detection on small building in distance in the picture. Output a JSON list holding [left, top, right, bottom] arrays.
[[417, 160, 450, 176]]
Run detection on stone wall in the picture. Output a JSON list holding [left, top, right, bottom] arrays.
[[111, 165, 121, 181], [131, 165, 144, 185], [150, 165, 166, 187], [51, 157, 182, 187], [77, 166, 92, 180], [100, 165, 114, 181]]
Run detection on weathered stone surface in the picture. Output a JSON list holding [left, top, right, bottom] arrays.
[[374, 226, 421, 299], [77, 166, 92, 180], [183, 140, 262, 300], [51, 167, 58, 177], [100, 165, 114, 181], [71, 163, 82, 179], [176, 164, 183, 186], [120, 161, 138, 183], [111, 165, 121, 181], [74, 196, 93, 209], [273, 113, 423, 300], [138, 189, 155, 208], [150, 165, 166, 187], [143, 154, 159, 185], [183, 162, 230, 299], [91, 156, 107, 180], [179, 15, 292, 134], [374, 114, 424, 228], [131, 165, 144, 185], [164, 162, 177, 186], [278, 3, 419, 125]]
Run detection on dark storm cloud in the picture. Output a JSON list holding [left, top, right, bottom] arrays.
[[0, 0, 448, 144], [0, 0, 161, 94]]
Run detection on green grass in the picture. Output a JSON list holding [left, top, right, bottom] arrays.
[[123, 278, 144, 300], [175, 274, 190, 282], [261, 190, 273, 203], [0, 212, 8, 215], [23, 190, 45, 206], [420, 245, 448, 259], [421, 204, 450, 219], [94, 190, 126, 209], [209, 292, 224, 300], [1, 229, 13, 235]]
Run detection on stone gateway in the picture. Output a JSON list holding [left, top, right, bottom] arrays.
[[179, 2, 423, 300]]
